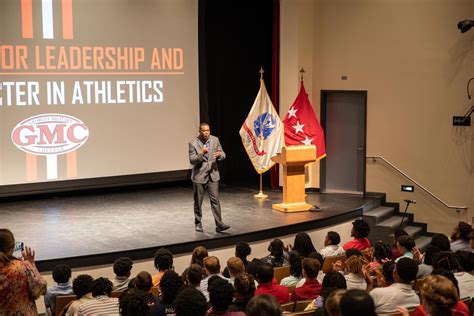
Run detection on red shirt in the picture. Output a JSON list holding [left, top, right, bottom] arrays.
[[343, 238, 371, 251], [412, 301, 470, 316], [291, 279, 322, 301], [255, 283, 290, 304]]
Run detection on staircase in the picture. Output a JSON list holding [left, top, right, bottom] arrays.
[[363, 194, 432, 251]]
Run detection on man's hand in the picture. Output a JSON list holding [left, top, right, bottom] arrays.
[[202, 147, 208, 154], [213, 150, 221, 159]]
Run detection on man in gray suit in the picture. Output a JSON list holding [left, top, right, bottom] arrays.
[[189, 123, 230, 233]]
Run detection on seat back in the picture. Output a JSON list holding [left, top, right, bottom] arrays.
[[55, 294, 76, 316], [321, 254, 346, 274], [280, 301, 295, 313], [294, 299, 314, 312], [284, 310, 317, 316], [110, 290, 125, 298], [274, 265, 291, 284]]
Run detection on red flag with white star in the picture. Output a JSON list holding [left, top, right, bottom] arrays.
[[282, 81, 326, 160]]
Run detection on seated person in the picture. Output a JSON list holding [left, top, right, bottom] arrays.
[[112, 257, 133, 291], [342, 254, 369, 291], [208, 278, 245, 316], [291, 258, 322, 301], [229, 273, 256, 313], [450, 222, 473, 253], [65, 274, 94, 316], [152, 248, 173, 287], [343, 219, 371, 251], [280, 251, 303, 287], [200, 256, 229, 301], [369, 258, 420, 313], [340, 289, 377, 316], [78, 277, 119, 315], [395, 235, 415, 262], [254, 263, 290, 304], [44, 264, 74, 315], [320, 231, 345, 258], [261, 239, 289, 267]]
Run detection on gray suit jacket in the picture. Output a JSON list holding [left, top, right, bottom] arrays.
[[189, 135, 226, 184]]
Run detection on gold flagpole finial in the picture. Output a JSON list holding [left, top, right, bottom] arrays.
[[259, 67, 264, 80], [300, 68, 305, 80]]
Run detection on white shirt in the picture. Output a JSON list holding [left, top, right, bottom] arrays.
[[320, 245, 345, 258], [199, 274, 229, 301], [370, 283, 420, 313], [454, 272, 474, 299], [345, 273, 367, 290]]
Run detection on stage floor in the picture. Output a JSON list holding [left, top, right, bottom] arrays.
[[0, 183, 376, 271]]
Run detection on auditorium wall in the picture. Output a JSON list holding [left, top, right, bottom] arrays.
[[280, 0, 474, 235]]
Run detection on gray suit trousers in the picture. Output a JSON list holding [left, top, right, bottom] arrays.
[[193, 180, 223, 227]]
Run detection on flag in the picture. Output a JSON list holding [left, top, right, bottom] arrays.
[[283, 80, 326, 160], [239, 79, 283, 174]]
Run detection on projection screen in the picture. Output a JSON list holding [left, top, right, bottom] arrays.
[[0, 0, 199, 192]]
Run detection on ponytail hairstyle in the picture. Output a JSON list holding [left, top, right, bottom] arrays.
[[0, 229, 15, 266]]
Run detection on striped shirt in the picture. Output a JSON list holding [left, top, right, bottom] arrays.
[[78, 295, 119, 315]]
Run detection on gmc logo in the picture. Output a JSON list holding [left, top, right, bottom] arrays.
[[11, 114, 89, 155]]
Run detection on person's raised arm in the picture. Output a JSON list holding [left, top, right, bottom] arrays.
[[189, 142, 206, 165]]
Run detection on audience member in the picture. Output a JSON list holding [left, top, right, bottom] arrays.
[[245, 258, 263, 281], [112, 257, 133, 291], [395, 235, 415, 262], [323, 289, 346, 316], [455, 250, 474, 273], [200, 256, 229, 301], [306, 271, 347, 312], [291, 232, 317, 258], [152, 248, 173, 287], [291, 258, 322, 301], [65, 274, 94, 316], [469, 230, 474, 251], [246, 294, 282, 316], [412, 269, 470, 316], [391, 229, 409, 260], [0, 229, 47, 316], [229, 273, 256, 312], [261, 239, 289, 267], [280, 251, 303, 286], [255, 262, 290, 304], [208, 277, 245, 316], [235, 241, 252, 267], [320, 231, 345, 258], [186, 263, 204, 288], [416, 234, 451, 278], [369, 258, 419, 313], [340, 289, 376, 316], [369, 241, 392, 271], [433, 251, 474, 299], [78, 277, 119, 315], [343, 219, 371, 251], [227, 257, 245, 284], [174, 286, 208, 316], [119, 288, 149, 316], [450, 222, 472, 253], [431, 233, 451, 252], [134, 271, 158, 306], [418, 275, 460, 316], [44, 264, 74, 315], [151, 270, 183, 316], [343, 254, 369, 290], [191, 245, 209, 267], [376, 261, 396, 288]]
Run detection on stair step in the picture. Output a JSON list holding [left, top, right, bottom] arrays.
[[404, 226, 424, 240], [378, 216, 410, 230], [414, 235, 432, 251], [364, 206, 395, 224]]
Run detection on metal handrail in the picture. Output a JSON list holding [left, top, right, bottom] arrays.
[[367, 155, 468, 212]]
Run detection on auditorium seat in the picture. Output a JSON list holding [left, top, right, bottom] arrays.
[[280, 301, 295, 312], [294, 299, 314, 312], [321, 254, 346, 274], [284, 310, 317, 316], [111, 290, 125, 298], [285, 285, 296, 295], [274, 265, 291, 284], [55, 294, 76, 316]]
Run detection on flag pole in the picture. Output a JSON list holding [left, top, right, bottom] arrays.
[[254, 67, 268, 199]]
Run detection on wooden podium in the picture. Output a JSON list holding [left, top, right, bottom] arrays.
[[271, 145, 316, 213]]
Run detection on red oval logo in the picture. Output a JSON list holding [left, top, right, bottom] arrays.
[[11, 114, 89, 156]]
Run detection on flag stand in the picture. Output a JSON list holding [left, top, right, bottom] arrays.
[[254, 174, 268, 199]]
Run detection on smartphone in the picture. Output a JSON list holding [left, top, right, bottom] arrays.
[[14, 241, 24, 252]]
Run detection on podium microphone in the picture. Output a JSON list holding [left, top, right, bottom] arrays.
[[404, 199, 416, 204]]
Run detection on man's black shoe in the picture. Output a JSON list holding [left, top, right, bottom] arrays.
[[195, 224, 203, 232], [216, 224, 230, 233]]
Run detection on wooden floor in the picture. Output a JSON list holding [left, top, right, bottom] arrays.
[[0, 182, 377, 271]]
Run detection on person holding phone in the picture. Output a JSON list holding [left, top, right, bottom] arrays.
[[0, 228, 47, 315], [189, 123, 230, 233]]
